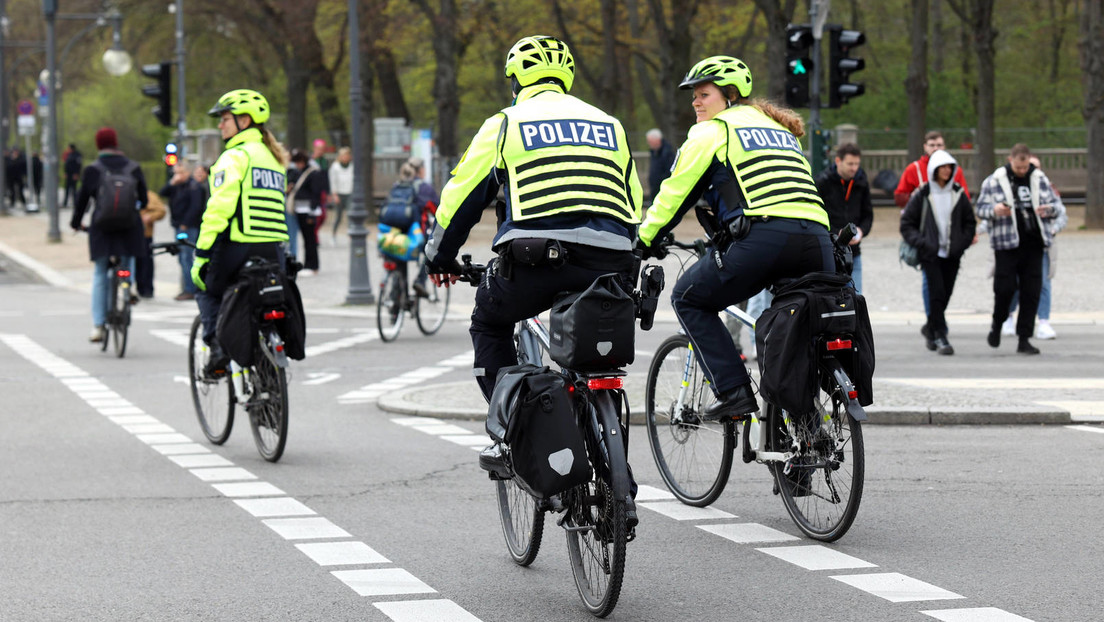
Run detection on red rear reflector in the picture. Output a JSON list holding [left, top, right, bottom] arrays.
[[826, 339, 852, 351], [264, 310, 286, 320], [383, 260, 398, 271], [117, 270, 131, 278], [848, 390, 858, 399], [276, 344, 285, 352], [587, 378, 623, 390]]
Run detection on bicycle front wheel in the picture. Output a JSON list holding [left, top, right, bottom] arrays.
[[112, 280, 130, 358], [376, 270, 405, 342], [495, 477, 544, 566], [248, 337, 289, 462], [645, 334, 734, 507], [767, 380, 865, 542], [188, 315, 234, 444], [415, 280, 450, 335]]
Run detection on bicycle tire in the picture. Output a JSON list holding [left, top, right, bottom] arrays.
[[100, 272, 114, 353], [495, 477, 545, 566], [188, 315, 234, 445], [113, 280, 130, 358], [415, 280, 450, 335], [376, 270, 405, 342], [248, 335, 289, 462], [565, 392, 628, 618], [767, 378, 865, 542], [645, 334, 734, 507]]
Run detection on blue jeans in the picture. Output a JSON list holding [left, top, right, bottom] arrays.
[[850, 254, 863, 295], [921, 270, 930, 316], [178, 227, 199, 294], [1008, 249, 1051, 320], [285, 211, 299, 259], [92, 256, 135, 327]]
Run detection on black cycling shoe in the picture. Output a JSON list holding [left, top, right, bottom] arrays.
[[203, 342, 231, 378], [479, 443, 512, 480], [702, 384, 759, 421]]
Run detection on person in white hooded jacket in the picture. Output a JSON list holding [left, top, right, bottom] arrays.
[[899, 149, 977, 355]]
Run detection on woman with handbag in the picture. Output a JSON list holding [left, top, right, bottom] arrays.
[[287, 150, 324, 276], [899, 149, 977, 355]]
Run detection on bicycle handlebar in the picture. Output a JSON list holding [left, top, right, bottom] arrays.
[[151, 233, 196, 256]]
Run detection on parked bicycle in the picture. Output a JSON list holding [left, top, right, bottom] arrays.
[[453, 253, 653, 618], [644, 229, 867, 542], [376, 251, 450, 342], [153, 236, 302, 462]]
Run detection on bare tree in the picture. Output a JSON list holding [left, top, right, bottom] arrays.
[[411, 0, 467, 158], [946, 0, 997, 188], [906, 0, 930, 161], [1047, 0, 1074, 82], [932, 0, 945, 73], [550, 0, 621, 115], [647, 0, 703, 140], [1081, 0, 1104, 228], [626, 0, 664, 131]]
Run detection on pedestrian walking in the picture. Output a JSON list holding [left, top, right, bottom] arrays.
[[815, 143, 873, 294], [63, 144, 83, 208], [287, 150, 324, 276], [327, 146, 354, 243], [135, 190, 167, 298], [160, 161, 205, 300]]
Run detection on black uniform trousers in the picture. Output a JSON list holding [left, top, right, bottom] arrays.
[[992, 242, 1044, 339], [672, 217, 833, 397], [470, 251, 634, 401], [196, 241, 284, 345]]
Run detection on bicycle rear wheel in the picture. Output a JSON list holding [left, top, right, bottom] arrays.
[[248, 336, 289, 462], [376, 270, 405, 342], [495, 476, 544, 566], [645, 334, 734, 507], [415, 280, 450, 335], [565, 394, 628, 618], [112, 279, 130, 358], [767, 379, 865, 542], [188, 315, 234, 444]]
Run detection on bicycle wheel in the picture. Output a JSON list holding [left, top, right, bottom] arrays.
[[645, 334, 734, 507], [767, 378, 865, 542], [495, 476, 544, 566], [247, 337, 289, 462], [415, 279, 450, 335], [112, 278, 130, 358], [376, 270, 405, 342], [188, 315, 234, 444], [564, 394, 628, 618]]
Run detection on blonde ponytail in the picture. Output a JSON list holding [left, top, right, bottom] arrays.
[[260, 126, 289, 167], [749, 99, 806, 138]]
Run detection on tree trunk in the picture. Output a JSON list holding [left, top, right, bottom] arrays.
[[648, 0, 701, 140], [906, 0, 930, 162], [627, 0, 664, 133], [1081, 0, 1104, 228], [972, 0, 997, 189], [599, 0, 620, 115], [932, 0, 945, 73], [414, 0, 462, 157], [374, 49, 412, 122], [753, 0, 799, 104], [281, 1, 348, 145], [285, 54, 310, 151], [1048, 0, 1072, 83]]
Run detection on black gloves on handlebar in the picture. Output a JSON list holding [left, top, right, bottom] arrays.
[[425, 256, 462, 275], [635, 238, 668, 261]]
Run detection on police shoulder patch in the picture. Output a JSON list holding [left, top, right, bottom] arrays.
[[213, 170, 225, 188]]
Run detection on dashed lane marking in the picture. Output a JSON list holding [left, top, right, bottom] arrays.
[[0, 333, 486, 621], [338, 351, 474, 405], [831, 572, 965, 603], [1066, 424, 1104, 434], [149, 327, 380, 358], [755, 545, 878, 571], [920, 607, 1035, 621]]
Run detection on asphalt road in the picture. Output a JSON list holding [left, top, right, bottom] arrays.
[[2, 276, 1102, 622]]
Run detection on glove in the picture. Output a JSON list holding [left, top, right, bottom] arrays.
[[425, 256, 460, 276], [635, 238, 667, 261], [190, 257, 209, 292]]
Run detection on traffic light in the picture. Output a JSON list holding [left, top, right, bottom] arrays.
[[784, 24, 814, 108], [141, 62, 172, 127], [164, 142, 178, 167], [828, 26, 866, 108]]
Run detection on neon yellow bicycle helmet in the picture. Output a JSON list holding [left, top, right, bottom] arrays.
[[679, 56, 753, 97], [504, 36, 575, 91], [207, 89, 271, 124]]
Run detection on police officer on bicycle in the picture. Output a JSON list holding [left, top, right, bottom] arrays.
[[636, 56, 833, 420], [424, 35, 643, 401], [192, 89, 290, 375]]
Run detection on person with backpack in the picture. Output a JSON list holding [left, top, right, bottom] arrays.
[[378, 159, 435, 296], [70, 127, 149, 343]]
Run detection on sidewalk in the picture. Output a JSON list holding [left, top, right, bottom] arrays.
[[3, 205, 1102, 425]]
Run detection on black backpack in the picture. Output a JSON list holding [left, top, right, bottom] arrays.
[[91, 160, 141, 232], [379, 180, 421, 229]]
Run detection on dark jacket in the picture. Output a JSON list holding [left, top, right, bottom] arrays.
[[160, 178, 205, 229], [287, 166, 324, 212], [71, 152, 148, 260], [648, 138, 676, 200], [64, 149, 83, 179], [899, 181, 976, 264], [814, 165, 874, 256]]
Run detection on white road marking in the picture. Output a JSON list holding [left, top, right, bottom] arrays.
[[262, 517, 352, 540], [303, 372, 341, 385], [98, 406, 145, 416], [110, 415, 161, 424], [698, 522, 800, 543], [211, 482, 285, 497], [1042, 401, 1104, 422], [638, 501, 735, 521], [305, 332, 379, 357], [392, 416, 438, 426], [920, 607, 1034, 621], [149, 328, 191, 348], [338, 350, 474, 404], [296, 542, 390, 566], [440, 435, 489, 447], [152, 443, 210, 455], [634, 484, 676, 502], [168, 454, 233, 468], [234, 497, 316, 518], [756, 545, 878, 571], [189, 467, 257, 482], [375, 599, 484, 622], [881, 377, 1104, 390], [1066, 424, 1104, 434], [136, 433, 193, 444], [332, 568, 436, 597], [408, 423, 473, 436], [831, 572, 965, 602], [122, 423, 177, 434]]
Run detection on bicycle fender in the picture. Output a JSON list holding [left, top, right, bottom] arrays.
[[593, 391, 636, 510], [826, 359, 867, 422]]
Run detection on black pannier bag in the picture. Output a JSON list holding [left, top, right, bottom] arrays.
[[755, 271, 875, 415], [216, 263, 307, 367], [487, 364, 592, 499], [548, 273, 636, 371]]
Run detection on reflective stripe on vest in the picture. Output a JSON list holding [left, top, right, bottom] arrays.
[[234, 141, 288, 242]]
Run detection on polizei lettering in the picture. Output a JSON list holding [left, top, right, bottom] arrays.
[[519, 119, 619, 151], [735, 127, 803, 154], [251, 168, 286, 191]]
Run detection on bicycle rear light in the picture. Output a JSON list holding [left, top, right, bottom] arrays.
[[587, 377, 623, 390], [848, 390, 858, 399], [275, 344, 285, 352], [826, 339, 852, 351], [383, 260, 398, 271], [116, 269, 131, 278], [264, 310, 286, 321]]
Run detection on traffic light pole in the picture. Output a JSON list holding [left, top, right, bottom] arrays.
[[808, 0, 828, 179], [173, 0, 186, 152]]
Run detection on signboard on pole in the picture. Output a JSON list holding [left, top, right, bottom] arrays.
[[17, 99, 34, 116], [17, 115, 36, 137]]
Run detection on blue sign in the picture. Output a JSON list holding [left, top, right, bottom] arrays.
[[17, 100, 34, 115]]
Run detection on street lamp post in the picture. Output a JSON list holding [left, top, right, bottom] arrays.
[[344, 0, 374, 304], [44, 0, 59, 241]]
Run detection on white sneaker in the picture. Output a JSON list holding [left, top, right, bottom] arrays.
[[1035, 320, 1057, 340], [89, 326, 105, 343], [1001, 318, 1015, 336], [299, 269, 317, 278]]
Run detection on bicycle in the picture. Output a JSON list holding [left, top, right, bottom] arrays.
[[453, 254, 648, 618], [100, 255, 134, 358], [644, 230, 867, 542], [153, 237, 300, 462], [376, 252, 450, 342]]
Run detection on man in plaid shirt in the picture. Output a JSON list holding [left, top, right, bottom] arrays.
[[976, 143, 1066, 355]]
